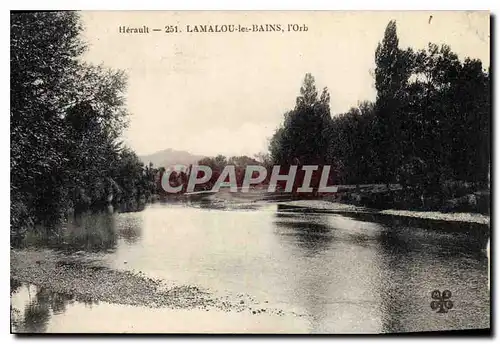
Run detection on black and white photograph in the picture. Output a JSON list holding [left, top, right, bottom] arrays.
[[10, 10, 491, 334]]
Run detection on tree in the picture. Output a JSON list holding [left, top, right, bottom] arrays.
[[264, 19, 490, 209], [268, 74, 333, 194], [329, 101, 377, 186], [404, 43, 490, 191], [11, 12, 153, 241], [270, 73, 331, 166], [373, 20, 413, 185], [11, 12, 87, 231], [448, 58, 490, 185]]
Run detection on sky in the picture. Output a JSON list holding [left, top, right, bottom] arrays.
[[80, 11, 490, 157]]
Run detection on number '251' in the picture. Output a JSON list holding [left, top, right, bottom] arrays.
[[165, 26, 179, 33]]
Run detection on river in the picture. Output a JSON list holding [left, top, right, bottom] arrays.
[[10, 199, 490, 333]]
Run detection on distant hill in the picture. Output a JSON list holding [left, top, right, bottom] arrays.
[[139, 149, 205, 169]]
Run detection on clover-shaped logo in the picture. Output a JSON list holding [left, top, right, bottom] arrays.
[[430, 290, 453, 313]]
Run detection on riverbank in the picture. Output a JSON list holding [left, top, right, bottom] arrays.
[[194, 183, 490, 219], [277, 200, 490, 225], [10, 249, 289, 317], [329, 184, 490, 215], [11, 202, 489, 333]]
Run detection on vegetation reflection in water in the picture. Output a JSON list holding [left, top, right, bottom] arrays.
[[20, 207, 144, 253], [10, 202, 490, 333], [11, 280, 99, 333]]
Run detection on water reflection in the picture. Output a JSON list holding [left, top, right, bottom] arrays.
[[272, 213, 335, 331], [115, 214, 143, 245], [336, 213, 481, 260], [11, 278, 22, 294], [346, 212, 489, 252], [11, 281, 99, 333], [274, 213, 333, 256], [360, 214, 491, 333], [21, 212, 118, 253], [11, 201, 490, 333], [271, 208, 489, 333], [21, 210, 145, 253]]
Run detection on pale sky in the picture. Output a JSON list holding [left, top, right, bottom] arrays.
[[81, 11, 490, 157]]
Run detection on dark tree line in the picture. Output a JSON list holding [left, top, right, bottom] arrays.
[[270, 20, 490, 203], [11, 12, 157, 242]]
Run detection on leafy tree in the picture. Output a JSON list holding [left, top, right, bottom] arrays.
[[373, 20, 413, 185], [330, 101, 377, 186], [11, 11, 156, 242], [270, 73, 331, 166], [11, 12, 87, 231], [266, 19, 490, 209], [404, 43, 490, 192]]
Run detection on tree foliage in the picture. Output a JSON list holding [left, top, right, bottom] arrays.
[[11, 12, 156, 241], [270, 73, 331, 166], [268, 20, 490, 200]]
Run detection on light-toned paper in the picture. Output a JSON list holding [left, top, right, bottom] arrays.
[[10, 11, 491, 334]]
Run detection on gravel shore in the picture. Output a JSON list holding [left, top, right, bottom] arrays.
[[11, 249, 289, 316]]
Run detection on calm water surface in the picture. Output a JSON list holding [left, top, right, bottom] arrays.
[[11, 201, 490, 333]]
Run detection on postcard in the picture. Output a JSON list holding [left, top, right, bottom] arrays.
[[10, 10, 491, 334]]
